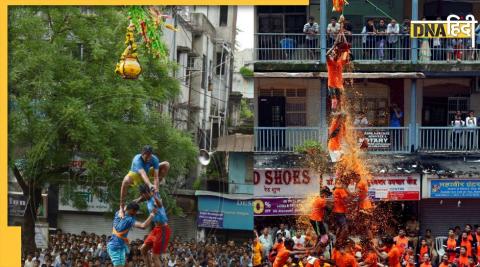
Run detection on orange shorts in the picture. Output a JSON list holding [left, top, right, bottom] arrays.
[[144, 224, 171, 255]]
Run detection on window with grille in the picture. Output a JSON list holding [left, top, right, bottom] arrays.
[[258, 88, 307, 126], [447, 97, 469, 122]]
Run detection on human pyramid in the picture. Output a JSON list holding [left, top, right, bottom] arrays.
[[107, 145, 171, 267], [267, 13, 403, 267]]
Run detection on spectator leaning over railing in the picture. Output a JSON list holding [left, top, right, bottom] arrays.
[[364, 18, 376, 60], [326, 17, 340, 48], [387, 19, 400, 61], [376, 19, 387, 61], [303, 16, 319, 59], [401, 19, 411, 60]]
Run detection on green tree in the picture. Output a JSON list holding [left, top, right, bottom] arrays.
[[8, 6, 197, 254]]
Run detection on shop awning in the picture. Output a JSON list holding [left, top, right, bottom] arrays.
[[254, 72, 425, 79], [216, 134, 253, 152]]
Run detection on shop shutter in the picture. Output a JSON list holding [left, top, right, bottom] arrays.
[[420, 199, 480, 236], [57, 213, 148, 241], [168, 214, 197, 241]]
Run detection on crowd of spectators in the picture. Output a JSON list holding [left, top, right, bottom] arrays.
[[23, 230, 253, 267], [255, 219, 480, 267]]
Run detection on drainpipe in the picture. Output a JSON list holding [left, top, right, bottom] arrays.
[[320, 79, 327, 144], [320, 0, 327, 64], [411, 0, 418, 64], [410, 79, 417, 152]]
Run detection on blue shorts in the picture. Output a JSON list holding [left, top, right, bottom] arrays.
[[107, 246, 127, 267]]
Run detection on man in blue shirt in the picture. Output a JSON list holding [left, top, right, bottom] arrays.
[[120, 145, 170, 217], [135, 184, 171, 267], [107, 202, 156, 267]]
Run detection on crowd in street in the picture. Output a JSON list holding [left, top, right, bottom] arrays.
[[22, 230, 254, 267], [254, 220, 480, 267]]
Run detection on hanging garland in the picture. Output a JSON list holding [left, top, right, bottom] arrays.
[[115, 6, 178, 79]]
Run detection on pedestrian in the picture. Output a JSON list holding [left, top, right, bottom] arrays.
[[258, 228, 272, 262]]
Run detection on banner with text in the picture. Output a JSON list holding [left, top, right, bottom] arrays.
[[253, 198, 305, 216], [59, 186, 110, 212], [358, 130, 391, 151], [430, 179, 480, 198], [323, 174, 420, 201], [197, 211, 224, 228], [253, 169, 320, 197]]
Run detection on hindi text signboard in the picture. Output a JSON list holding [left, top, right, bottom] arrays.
[[430, 179, 480, 198], [253, 169, 320, 197]]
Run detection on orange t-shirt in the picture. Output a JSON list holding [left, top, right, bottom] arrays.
[[456, 255, 469, 267], [387, 246, 401, 267], [446, 237, 457, 262], [309, 196, 326, 221], [327, 57, 346, 89], [334, 251, 358, 267], [394, 236, 409, 255], [273, 249, 290, 267], [476, 234, 480, 258], [333, 188, 348, 214], [420, 262, 432, 267], [438, 263, 449, 267], [328, 117, 345, 151], [460, 239, 472, 257], [356, 178, 372, 211], [419, 245, 429, 261], [363, 252, 378, 267]]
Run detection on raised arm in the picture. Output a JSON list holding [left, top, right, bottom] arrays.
[[134, 210, 156, 229]]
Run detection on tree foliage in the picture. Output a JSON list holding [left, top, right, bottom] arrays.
[[8, 6, 197, 253]]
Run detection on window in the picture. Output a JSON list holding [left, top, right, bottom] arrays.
[[258, 88, 307, 126], [448, 97, 469, 123], [219, 6, 228, 26], [201, 55, 207, 89]]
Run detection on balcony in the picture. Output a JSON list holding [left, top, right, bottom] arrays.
[[417, 127, 480, 153], [253, 33, 480, 72], [254, 126, 480, 154]]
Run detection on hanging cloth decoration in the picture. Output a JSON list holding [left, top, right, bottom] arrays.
[[332, 0, 349, 13], [115, 22, 142, 79]]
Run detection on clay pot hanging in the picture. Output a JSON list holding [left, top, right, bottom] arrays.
[[117, 55, 142, 79]]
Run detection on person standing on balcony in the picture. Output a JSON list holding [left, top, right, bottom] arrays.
[[475, 23, 480, 60], [387, 19, 400, 61], [377, 19, 387, 61], [451, 111, 465, 149], [343, 18, 353, 45], [432, 17, 443, 61], [401, 19, 411, 60], [419, 17, 431, 62], [466, 110, 477, 149], [303, 16, 319, 59], [390, 104, 403, 150], [327, 17, 340, 48], [363, 19, 376, 60]]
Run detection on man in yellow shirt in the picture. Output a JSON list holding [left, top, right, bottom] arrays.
[[253, 231, 263, 267]]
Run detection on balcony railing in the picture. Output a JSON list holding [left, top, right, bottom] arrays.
[[417, 127, 480, 153], [254, 33, 480, 62], [254, 126, 409, 154], [255, 126, 480, 154]]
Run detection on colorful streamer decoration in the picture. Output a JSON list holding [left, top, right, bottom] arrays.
[[332, 0, 349, 13]]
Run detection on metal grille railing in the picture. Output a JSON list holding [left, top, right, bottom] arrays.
[[254, 33, 480, 62], [418, 127, 480, 152]]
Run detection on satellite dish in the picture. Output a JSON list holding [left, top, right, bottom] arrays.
[[198, 149, 215, 166]]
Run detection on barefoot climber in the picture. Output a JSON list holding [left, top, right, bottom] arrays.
[[136, 184, 171, 267], [107, 202, 156, 267], [119, 145, 170, 218]]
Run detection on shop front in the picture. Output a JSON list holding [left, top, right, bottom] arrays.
[[420, 176, 480, 236], [196, 191, 253, 242]]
